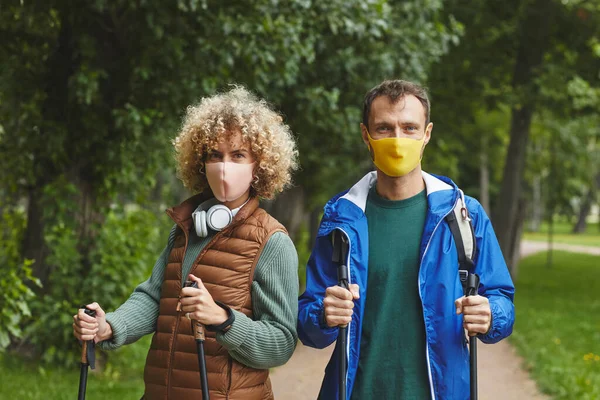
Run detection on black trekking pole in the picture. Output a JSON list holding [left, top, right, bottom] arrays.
[[78, 307, 96, 400], [184, 281, 210, 400], [331, 230, 350, 400], [465, 273, 480, 400]]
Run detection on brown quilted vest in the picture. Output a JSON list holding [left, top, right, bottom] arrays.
[[143, 193, 286, 400]]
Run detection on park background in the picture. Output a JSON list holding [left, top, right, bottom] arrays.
[[0, 0, 599, 399]]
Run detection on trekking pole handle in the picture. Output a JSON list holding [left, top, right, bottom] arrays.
[[193, 320, 206, 341], [332, 229, 350, 286], [183, 281, 206, 341], [332, 229, 350, 327], [466, 273, 480, 297], [81, 342, 88, 364], [79, 308, 96, 364]]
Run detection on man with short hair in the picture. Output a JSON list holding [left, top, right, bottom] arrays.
[[298, 80, 515, 399]]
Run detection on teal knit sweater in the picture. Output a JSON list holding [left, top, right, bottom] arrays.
[[98, 227, 299, 369]]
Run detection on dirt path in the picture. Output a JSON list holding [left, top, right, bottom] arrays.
[[271, 241, 600, 399]]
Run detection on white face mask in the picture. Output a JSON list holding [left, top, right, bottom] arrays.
[[205, 162, 255, 202]]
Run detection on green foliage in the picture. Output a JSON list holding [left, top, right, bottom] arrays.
[[294, 225, 311, 292], [278, 0, 463, 207], [0, 0, 464, 366], [512, 251, 600, 399], [88, 207, 172, 310], [28, 207, 170, 367], [0, 204, 41, 350], [526, 111, 600, 219], [429, 0, 600, 212], [426, 0, 519, 202]]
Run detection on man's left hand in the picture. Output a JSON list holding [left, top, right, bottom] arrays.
[[455, 295, 491, 336]]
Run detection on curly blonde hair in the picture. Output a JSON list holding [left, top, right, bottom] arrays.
[[174, 86, 298, 199]]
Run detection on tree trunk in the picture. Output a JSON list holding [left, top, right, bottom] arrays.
[[529, 175, 543, 231], [547, 210, 554, 268], [492, 0, 555, 274], [573, 190, 593, 233], [479, 134, 490, 214], [493, 104, 535, 274], [70, 171, 105, 276], [573, 172, 599, 233], [24, 7, 77, 286], [509, 198, 527, 278], [546, 130, 559, 267], [262, 186, 307, 242], [22, 187, 50, 288]]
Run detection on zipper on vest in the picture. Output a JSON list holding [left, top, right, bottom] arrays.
[[165, 205, 251, 398], [226, 357, 233, 399], [165, 211, 237, 398]]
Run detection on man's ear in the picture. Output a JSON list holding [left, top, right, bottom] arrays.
[[424, 122, 433, 145], [361, 123, 375, 161], [360, 123, 370, 148]]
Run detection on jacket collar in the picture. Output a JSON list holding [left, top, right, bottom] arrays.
[[339, 170, 457, 214]]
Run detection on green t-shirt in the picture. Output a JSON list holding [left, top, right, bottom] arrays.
[[351, 187, 431, 400]]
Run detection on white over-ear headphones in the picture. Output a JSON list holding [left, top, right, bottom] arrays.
[[192, 199, 233, 238]]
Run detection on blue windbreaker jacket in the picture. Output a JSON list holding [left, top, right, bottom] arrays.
[[298, 171, 515, 400]]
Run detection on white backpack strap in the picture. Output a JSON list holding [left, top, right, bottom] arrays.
[[446, 190, 477, 288], [453, 189, 476, 261]]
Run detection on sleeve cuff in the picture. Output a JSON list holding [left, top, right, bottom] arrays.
[[215, 309, 252, 350], [318, 302, 329, 330], [480, 301, 503, 344], [316, 299, 337, 333], [97, 312, 128, 351]]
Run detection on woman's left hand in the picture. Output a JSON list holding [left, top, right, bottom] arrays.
[[179, 274, 228, 326]]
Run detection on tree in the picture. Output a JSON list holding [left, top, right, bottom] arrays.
[[0, 0, 461, 363], [427, 0, 600, 276]]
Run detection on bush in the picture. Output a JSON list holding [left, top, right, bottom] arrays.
[[27, 206, 171, 367], [0, 204, 40, 350]]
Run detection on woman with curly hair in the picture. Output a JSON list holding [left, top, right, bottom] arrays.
[[73, 86, 299, 400]]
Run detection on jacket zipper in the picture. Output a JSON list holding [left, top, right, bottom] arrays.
[[418, 198, 461, 400]]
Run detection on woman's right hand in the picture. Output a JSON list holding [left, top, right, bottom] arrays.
[[72, 302, 112, 343]]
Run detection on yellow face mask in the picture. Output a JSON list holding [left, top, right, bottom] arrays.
[[366, 130, 425, 177]]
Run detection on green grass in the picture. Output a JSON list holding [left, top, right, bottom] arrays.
[[523, 220, 600, 247], [0, 336, 150, 399], [511, 251, 600, 399]]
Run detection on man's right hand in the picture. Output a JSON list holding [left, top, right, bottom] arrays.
[[72, 302, 112, 343], [323, 284, 360, 328]]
